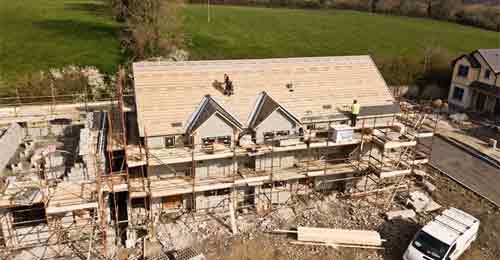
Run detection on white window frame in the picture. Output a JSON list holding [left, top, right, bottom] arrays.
[[452, 86, 465, 101], [165, 136, 175, 148], [485, 69, 491, 80], [457, 65, 469, 78]]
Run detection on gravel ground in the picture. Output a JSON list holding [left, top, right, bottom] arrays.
[[154, 167, 500, 260]]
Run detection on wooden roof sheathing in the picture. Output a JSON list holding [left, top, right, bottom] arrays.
[[133, 56, 395, 137]]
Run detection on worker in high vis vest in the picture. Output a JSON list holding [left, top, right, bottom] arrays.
[[351, 100, 360, 127]]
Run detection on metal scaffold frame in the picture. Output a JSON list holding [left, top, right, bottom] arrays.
[[127, 102, 439, 221], [0, 84, 111, 259], [0, 72, 440, 259]]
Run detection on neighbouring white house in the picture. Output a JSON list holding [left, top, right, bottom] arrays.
[[447, 49, 500, 115]]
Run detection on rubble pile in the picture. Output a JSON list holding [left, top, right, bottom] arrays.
[[155, 189, 439, 260]]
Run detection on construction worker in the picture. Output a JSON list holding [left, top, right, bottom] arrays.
[[351, 100, 360, 127], [224, 74, 233, 95]]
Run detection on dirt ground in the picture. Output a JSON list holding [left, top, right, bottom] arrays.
[[184, 167, 500, 260], [430, 167, 500, 260]]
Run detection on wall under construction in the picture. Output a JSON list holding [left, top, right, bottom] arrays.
[[0, 84, 438, 260]]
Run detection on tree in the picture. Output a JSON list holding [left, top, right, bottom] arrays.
[[399, 0, 419, 16], [433, 0, 462, 19], [111, 0, 185, 60], [370, 0, 380, 12]]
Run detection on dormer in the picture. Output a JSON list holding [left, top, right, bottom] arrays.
[[185, 95, 244, 148], [248, 92, 301, 144]]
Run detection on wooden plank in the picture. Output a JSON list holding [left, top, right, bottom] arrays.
[[297, 227, 383, 246], [290, 241, 384, 250], [228, 199, 238, 235], [46, 202, 98, 215]]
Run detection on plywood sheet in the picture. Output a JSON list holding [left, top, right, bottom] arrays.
[[133, 56, 395, 136]]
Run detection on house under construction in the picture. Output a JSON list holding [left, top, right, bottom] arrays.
[[0, 56, 437, 259]]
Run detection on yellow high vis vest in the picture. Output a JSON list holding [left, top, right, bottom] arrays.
[[352, 104, 360, 115]]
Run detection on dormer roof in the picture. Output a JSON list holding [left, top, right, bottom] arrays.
[[185, 95, 244, 135], [248, 92, 300, 129]]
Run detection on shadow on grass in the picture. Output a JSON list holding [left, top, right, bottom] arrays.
[[34, 19, 118, 38], [64, 2, 109, 16]]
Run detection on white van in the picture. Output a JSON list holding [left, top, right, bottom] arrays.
[[403, 208, 479, 260]]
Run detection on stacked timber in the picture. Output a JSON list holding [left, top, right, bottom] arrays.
[[293, 226, 384, 249]]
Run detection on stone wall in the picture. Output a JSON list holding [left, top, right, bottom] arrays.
[[0, 123, 24, 172]]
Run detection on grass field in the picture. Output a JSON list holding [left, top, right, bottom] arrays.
[[0, 0, 121, 83], [184, 5, 498, 60], [0, 2, 498, 88]]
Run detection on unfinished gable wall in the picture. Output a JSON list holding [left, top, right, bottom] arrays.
[[255, 109, 296, 144], [194, 113, 235, 146]]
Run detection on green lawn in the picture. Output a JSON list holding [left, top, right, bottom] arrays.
[[0, 0, 121, 83], [184, 5, 498, 60], [0, 2, 498, 88]]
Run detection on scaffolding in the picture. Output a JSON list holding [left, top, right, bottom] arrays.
[[0, 72, 439, 259], [121, 102, 438, 221], [0, 88, 111, 259]]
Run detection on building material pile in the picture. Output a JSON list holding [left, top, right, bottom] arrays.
[[285, 226, 384, 249], [406, 191, 441, 212]]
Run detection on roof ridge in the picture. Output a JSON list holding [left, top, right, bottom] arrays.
[[133, 55, 374, 69]]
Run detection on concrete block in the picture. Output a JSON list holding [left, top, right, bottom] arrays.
[[423, 180, 437, 193], [414, 169, 427, 177]]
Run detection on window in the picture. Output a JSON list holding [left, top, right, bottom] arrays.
[[204, 188, 230, 196], [447, 244, 457, 258], [184, 167, 192, 177], [217, 136, 231, 145], [412, 231, 450, 260], [299, 178, 309, 185], [263, 132, 275, 142], [315, 131, 329, 139], [12, 203, 47, 227], [276, 130, 290, 137], [201, 136, 231, 146], [273, 181, 286, 187], [452, 87, 465, 101], [457, 65, 469, 77], [165, 136, 175, 148], [485, 69, 491, 80]]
